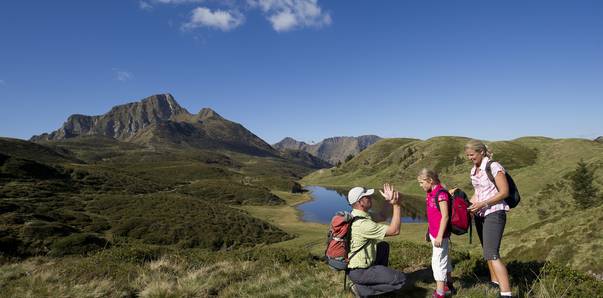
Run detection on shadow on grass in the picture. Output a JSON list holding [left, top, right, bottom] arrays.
[[379, 268, 431, 298]]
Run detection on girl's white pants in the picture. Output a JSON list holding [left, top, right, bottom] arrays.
[[430, 235, 452, 282]]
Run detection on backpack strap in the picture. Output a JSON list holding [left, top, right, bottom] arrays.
[[347, 216, 368, 262], [348, 216, 370, 261], [348, 237, 371, 262], [432, 188, 452, 236], [433, 188, 451, 213], [485, 160, 499, 191], [343, 215, 368, 292]]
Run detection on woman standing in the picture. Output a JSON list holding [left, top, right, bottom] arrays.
[[465, 139, 513, 298]]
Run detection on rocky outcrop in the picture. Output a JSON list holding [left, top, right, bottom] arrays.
[[31, 94, 188, 142], [31, 94, 278, 157]]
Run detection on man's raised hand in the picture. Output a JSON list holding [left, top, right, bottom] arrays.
[[379, 183, 394, 200], [380, 183, 400, 205]]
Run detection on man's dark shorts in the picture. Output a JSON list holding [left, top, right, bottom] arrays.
[[347, 242, 406, 296]]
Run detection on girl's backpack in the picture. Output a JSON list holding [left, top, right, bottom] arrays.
[[485, 160, 521, 208], [433, 188, 473, 242]]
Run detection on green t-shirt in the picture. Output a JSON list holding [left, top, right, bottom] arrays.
[[348, 209, 388, 269]]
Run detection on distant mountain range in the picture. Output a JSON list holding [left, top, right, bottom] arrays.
[[273, 135, 381, 165]]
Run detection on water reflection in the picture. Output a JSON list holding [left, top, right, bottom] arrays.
[[297, 186, 426, 224]]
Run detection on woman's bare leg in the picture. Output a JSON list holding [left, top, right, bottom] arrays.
[[491, 259, 510, 292]]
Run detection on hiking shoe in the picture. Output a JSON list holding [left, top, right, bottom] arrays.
[[432, 290, 445, 298], [444, 282, 456, 295], [349, 284, 361, 298]]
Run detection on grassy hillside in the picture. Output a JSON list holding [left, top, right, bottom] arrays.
[[0, 137, 310, 258], [1, 191, 601, 297], [303, 137, 471, 193], [303, 136, 603, 276], [0, 137, 80, 164]]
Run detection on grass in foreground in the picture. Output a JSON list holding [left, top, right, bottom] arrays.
[[2, 238, 602, 298]]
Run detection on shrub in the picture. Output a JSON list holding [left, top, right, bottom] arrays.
[[92, 194, 291, 250], [527, 262, 603, 297], [21, 220, 77, 240], [49, 233, 110, 257], [570, 160, 600, 209]]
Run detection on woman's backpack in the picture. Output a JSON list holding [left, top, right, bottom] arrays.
[[485, 160, 521, 208]]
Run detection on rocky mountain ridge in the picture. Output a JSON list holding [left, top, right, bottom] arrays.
[[273, 135, 381, 164], [30, 94, 278, 157]]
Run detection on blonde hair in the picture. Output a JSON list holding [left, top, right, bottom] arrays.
[[417, 168, 440, 184], [464, 139, 493, 158]]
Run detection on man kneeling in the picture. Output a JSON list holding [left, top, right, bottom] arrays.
[[347, 184, 406, 297]]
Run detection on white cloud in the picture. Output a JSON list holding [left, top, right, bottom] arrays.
[[113, 69, 133, 82], [147, 0, 331, 33], [269, 11, 296, 32], [139, 1, 153, 11], [182, 7, 244, 31], [249, 0, 331, 32]]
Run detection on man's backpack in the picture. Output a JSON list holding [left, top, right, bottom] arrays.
[[324, 211, 369, 291], [324, 211, 368, 270], [485, 160, 521, 208], [433, 188, 472, 240]]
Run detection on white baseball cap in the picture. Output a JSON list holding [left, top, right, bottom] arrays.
[[347, 187, 375, 205]]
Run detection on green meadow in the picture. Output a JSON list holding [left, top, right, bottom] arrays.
[[1, 136, 603, 297]]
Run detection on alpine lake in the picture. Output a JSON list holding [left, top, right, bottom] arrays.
[[297, 186, 427, 224]]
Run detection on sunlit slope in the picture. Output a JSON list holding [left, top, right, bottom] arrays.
[[303, 137, 470, 193], [303, 136, 603, 275]]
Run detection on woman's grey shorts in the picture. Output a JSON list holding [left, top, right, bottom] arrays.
[[474, 211, 506, 260]]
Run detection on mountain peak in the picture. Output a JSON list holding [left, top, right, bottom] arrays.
[[197, 108, 223, 121], [31, 93, 191, 142], [143, 93, 179, 110], [273, 137, 307, 151], [282, 137, 298, 142], [109, 93, 188, 117]]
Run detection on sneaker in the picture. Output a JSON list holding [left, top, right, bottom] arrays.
[[349, 284, 361, 298], [488, 281, 500, 289], [444, 282, 456, 295], [432, 290, 445, 298]]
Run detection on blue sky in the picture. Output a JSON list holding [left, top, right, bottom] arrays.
[[1, 0, 602, 144]]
